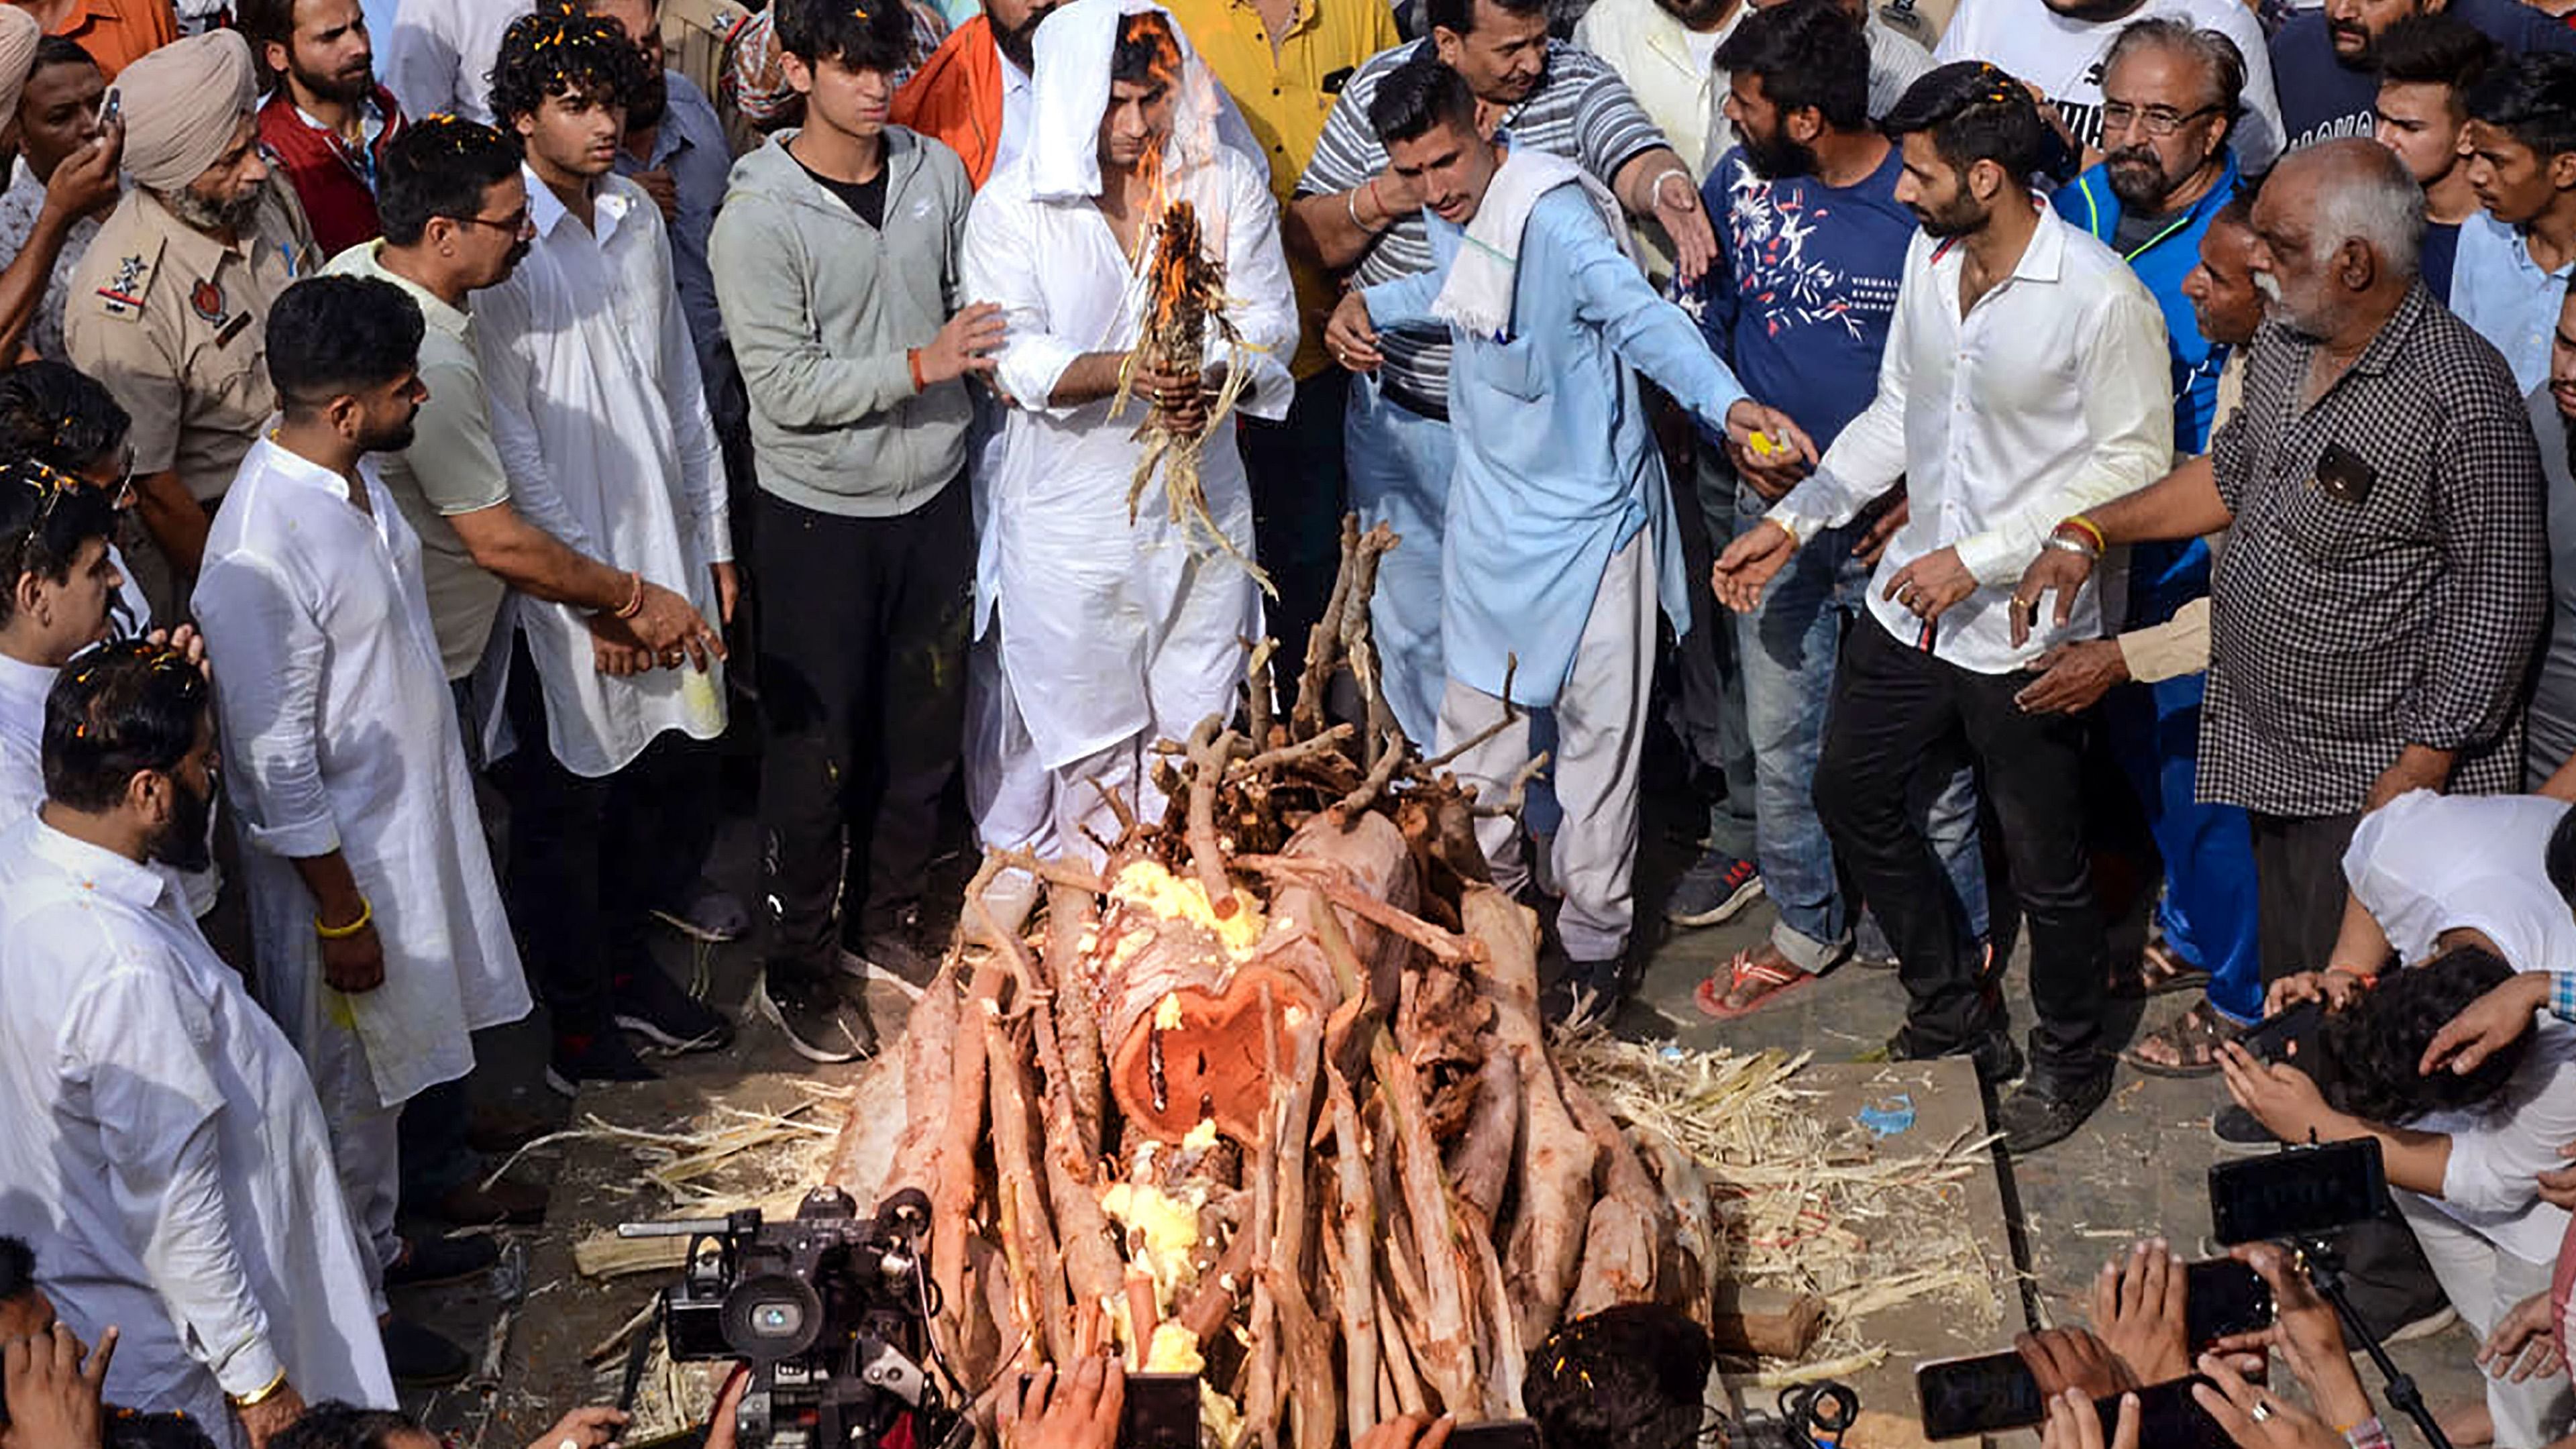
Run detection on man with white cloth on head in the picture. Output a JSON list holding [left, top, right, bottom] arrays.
[[0, 635, 392, 1449], [193, 275, 529, 1387], [960, 0, 1295, 863], [1325, 54, 1811, 1012]]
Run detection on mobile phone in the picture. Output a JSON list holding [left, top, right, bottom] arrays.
[[2095, 1375, 2232, 1449], [1018, 1371, 1199, 1449], [94, 88, 117, 129], [2238, 1000, 2324, 1064], [1448, 1423, 1544, 1449], [2183, 1256, 2274, 1346], [2208, 1137, 2387, 1245], [1914, 1350, 2045, 1440]]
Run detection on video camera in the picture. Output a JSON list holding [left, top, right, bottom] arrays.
[[619, 1186, 967, 1449]]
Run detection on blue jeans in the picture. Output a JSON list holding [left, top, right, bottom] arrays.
[[1729, 481, 1987, 969], [1344, 370, 1456, 748]]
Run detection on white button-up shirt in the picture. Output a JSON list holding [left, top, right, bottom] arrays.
[[380, 0, 525, 123], [1768, 207, 2173, 674], [0, 817, 392, 1444], [193, 437, 530, 1108], [476, 168, 731, 777]]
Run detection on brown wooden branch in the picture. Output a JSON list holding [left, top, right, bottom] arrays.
[[1472, 749, 1552, 822], [1183, 716, 1247, 918], [1292, 515, 1362, 740], [1419, 654, 1520, 772], [1332, 731, 1407, 823], [1235, 854, 1477, 966]]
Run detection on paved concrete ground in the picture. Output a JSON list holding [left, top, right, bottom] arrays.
[[396, 769, 2500, 1444]]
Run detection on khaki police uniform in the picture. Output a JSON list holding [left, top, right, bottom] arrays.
[[66, 173, 319, 508]]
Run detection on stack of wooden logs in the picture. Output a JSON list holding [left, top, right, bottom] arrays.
[[866, 521, 1721, 1445]]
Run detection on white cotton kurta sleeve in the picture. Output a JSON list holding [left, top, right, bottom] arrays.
[[1215, 158, 1296, 424], [651, 219, 733, 567], [70, 969, 284, 1398], [470, 282, 604, 558], [193, 553, 340, 861], [965, 179, 1094, 419]]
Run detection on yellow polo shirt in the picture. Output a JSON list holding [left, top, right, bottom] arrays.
[[1165, 0, 1398, 379]]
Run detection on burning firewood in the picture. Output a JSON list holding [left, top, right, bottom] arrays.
[[1116, 199, 1269, 593], [857, 517, 1721, 1444]]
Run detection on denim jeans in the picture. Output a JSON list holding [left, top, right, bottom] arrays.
[[1728, 480, 1987, 971], [1676, 439, 1758, 862], [1344, 370, 1457, 748]]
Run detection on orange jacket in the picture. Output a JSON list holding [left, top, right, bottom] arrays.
[[890, 15, 1004, 189]]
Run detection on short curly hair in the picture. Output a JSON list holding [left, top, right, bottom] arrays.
[[488, 1, 651, 124], [2322, 945, 2532, 1126], [1525, 1303, 1713, 1449]]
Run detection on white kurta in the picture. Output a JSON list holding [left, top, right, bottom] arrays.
[[193, 438, 531, 1112], [0, 818, 393, 1446], [476, 168, 733, 778]]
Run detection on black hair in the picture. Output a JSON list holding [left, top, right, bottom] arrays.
[[235, 0, 296, 89], [266, 275, 426, 414], [1426, 0, 1546, 42], [2374, 11, 2495, 99], [29, 35, 97, 79], [773, 0, 917, 74], [488, 1, 651, 123], [1110, 11, 1179, 88], [0, 458, 117, 628], [1525, 1304, 1715, 1449], [2547, 806, 2576, 914], [1368, 54, 1479, 147], [41, 637, 209, 814], [2463, 50, 2576, 160], [103, 1413, 222, 1449], [1880, 60, 2052, 192], [376, 114, 523, 247], [2322, 946, 2532, 1126], [0, 1236, 32, 1304], [1714, 0, 1870, 134], [0, 361, 131, 477], [267, 1404, 423, 1449]]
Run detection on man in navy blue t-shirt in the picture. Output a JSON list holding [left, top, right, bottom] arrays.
[[1671, 0, 1989, 1017], [2273, 0, 2571, 156]]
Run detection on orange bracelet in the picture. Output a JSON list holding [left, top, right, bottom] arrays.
[[907, 347, 928, 393], [2062, 514, 2108, 551]]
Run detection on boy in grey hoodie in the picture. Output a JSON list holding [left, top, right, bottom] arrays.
[[710, 0, 1004, 1064]]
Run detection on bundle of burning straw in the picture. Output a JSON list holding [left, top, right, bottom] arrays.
[[1117, 199, 1268, 592]]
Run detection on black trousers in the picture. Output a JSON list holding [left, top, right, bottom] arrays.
[[1238, 370, 1350, 665], [1815, 619, 2108, 1078], [499, 635, 722, 1038], [2247, 810, 2362, 987], [754, 482, 972, 985]]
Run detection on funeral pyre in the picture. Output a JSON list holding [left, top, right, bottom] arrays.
[[822, 519, 1721, 1445]]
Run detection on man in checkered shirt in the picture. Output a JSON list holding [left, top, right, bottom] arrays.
[[2014, 138, 2548, 993]]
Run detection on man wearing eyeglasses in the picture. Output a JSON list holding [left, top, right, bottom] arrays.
[[2025, 17, 2260, 1076]]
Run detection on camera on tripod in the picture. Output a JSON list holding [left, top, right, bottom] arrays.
[[619, 1185, 966, 1449]]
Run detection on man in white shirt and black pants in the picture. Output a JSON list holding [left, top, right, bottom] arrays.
[[1717, 62, 2174, 1154]]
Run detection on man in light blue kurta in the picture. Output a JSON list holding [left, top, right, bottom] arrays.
[[1326, 54, 1807, 1005]]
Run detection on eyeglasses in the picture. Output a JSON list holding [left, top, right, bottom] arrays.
[[448, 207, 534, 237], [2100, 101, 2222, 137]]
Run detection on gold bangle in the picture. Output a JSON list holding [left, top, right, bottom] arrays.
[[227, 1367, 288, 1408], [1774, 518, 1800, 549], [314, 896, 372, 940], [2063, 514, 2108, 551]]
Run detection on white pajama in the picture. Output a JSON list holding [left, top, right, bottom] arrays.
[[2395, 1189, 2573, 1447], [1435, 531, 1656, 963]]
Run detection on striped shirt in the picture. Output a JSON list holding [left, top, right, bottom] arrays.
[[1294, 38, 1668, 402]]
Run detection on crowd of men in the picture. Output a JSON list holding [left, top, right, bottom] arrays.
[[14, 0, 2576, 1434]]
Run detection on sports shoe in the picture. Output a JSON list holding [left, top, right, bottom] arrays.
[[849, 932, 943, 991], [612, 965, 737, 1053], [545, 1029, 661, 1097], [2210, 1103, 2277, 1151], [382, 1317, 472, 1389], [384, 1232, 500, 1289], [651, 883, 751, 943], [1996, 1068, 2114, 1154], [1666, 849, 1766, 928], [760, 971, 878, 1063]]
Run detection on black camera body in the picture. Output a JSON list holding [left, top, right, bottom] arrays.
[[624, 1186, 965, 1449]]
